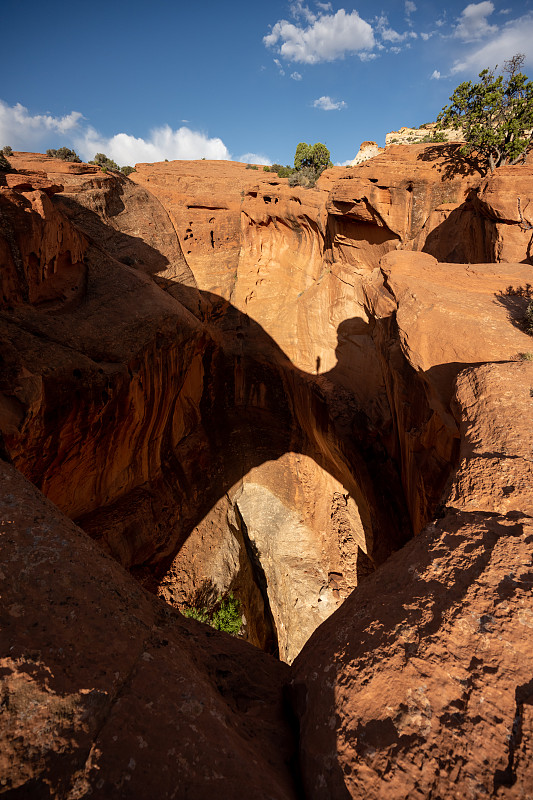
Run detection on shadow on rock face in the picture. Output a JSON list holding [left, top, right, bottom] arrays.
[[416, 143, 489, 179]]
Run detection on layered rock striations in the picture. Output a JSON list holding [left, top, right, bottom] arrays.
[[1, 144, 532, 796]]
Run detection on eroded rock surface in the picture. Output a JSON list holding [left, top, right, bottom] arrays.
[[0, 462, 297, 799], [1, 146, 532, 796], [292, 360, 533, 799]]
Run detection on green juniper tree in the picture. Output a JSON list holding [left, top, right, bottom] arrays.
[[438, 54, 533, 172], [294, 141, 332, 172]]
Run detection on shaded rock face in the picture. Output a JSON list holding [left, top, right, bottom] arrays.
[[1, 146, 533, 797], [292, 359, 533, 799], [0, 461, 297, 800]]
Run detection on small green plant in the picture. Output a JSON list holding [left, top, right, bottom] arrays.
[[246, 164, 258, 170], [46, 147, 82, 162], [182, 592, 242, 636], [288, 165, 317, 188], [421, 132, 447, 143], [2, 145, 13, 156], [517, 351, 533, 360], [183, 606, 210, 623], [120, 165, 136, 176], [524, 300, 533, 334], [0, 151, 11, 172], [89, 152, 120, 171], [263, 165, 270, 172]]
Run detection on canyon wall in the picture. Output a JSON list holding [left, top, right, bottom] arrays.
[[1, 144, 532, 796]]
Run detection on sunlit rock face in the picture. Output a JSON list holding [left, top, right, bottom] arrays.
[[1, 145, 533, 797], [158, 453, 368, 664]]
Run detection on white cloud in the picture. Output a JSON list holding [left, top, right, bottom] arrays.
[[290, 71, 303, 80], [431, 69, 442, 79], [421, 31, 433, 40], [405, 1, 416, 14], [274, 58, 286, 75], [316, 1, 333, 11], [0, 100, 83, 150], [454, 1, 497, 41], [313, 95, 347, 110], [290, 1, 316, 23], [264, 8, 375, 64], [0, 99, 233, 164], [239, 152, 271, 165], [359, 51, 378, 61], [376, 14, 417, 45], [451, 13, 533, 73], [75, 124, 231, 164]]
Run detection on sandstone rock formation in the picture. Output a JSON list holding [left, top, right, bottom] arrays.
[[1, 144, 532, 796], [0, 461, 297, 799], [385, 122, 464, 146], [348, 140, 384, 166], [293, 359, 533, 799]]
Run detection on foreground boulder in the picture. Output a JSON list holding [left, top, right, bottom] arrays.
[[0, 462, 297, 799]]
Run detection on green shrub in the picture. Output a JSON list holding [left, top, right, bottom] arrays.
[[437, 53, 533, 171], [120, 165, 136, 176], [2, 145, 13, 156], [524, 300, 533, 334], [246, 164, 258, 170], [294, 141, 332, 172], [183, 606, 210, 623], [0, 151, 11, 172], [288, 166, 317, 188], [89, 152, 120, 171], [211, 594, 242, 635], [263, 165, 270, 172], [271, 164, 295, 178], [517, 351, 533, 360], [46, 147, 82, 162], [182, 592, 242, 636]]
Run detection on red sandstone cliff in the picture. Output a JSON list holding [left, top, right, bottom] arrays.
[[1, 145, 532, 796]]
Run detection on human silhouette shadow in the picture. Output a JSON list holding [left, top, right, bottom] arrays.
[[74, 271, 413, 586], [32, 185, 453, 594]]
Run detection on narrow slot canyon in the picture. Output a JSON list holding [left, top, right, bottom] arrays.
[[1, 148, 532, 799]]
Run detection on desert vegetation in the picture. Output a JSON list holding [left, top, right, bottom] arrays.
[[0, 151, 11, 171], [438, 53, 533, 171], [183, 592, 242, 636], [46, 147, 82, 162], [88, 152, 135, 175]]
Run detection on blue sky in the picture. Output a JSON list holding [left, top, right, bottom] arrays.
[[2, 0, 533, 166]]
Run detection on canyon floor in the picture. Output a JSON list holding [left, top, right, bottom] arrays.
[[1, 145, 532, 798]]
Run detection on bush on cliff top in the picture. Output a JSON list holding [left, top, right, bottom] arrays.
[[0, 152, 11, 172], [438, 53, 533, 171], [46, 147, 82, 162], [89, 152, 120, 172], [270, 164, 295, 177], [288, 166, 318, 188], [294, 141, 332, 173]]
